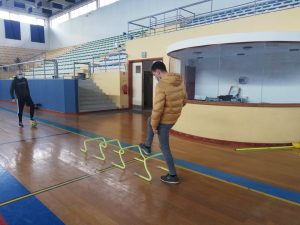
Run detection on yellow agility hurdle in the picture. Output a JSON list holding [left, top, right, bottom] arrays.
[[80, 137, 125, 163], [81, 138, 168, 181], [110, 140, 128, 169], [80, 137, 107, 159], [99, 143, 169, 181], [133, 146, 168, 182], [236, 142, 300, 155], [110, 144, 169, 181]]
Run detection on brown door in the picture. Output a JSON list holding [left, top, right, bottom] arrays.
[[185, 66, 196, 100]]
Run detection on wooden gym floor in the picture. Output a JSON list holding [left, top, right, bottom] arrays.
[[0, 101, 299, 225]]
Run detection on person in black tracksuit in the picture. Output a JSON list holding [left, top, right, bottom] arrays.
[[10, 72, 36, 127]]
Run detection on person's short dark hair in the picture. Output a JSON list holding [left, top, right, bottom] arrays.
[[151, 61, 167, 72]]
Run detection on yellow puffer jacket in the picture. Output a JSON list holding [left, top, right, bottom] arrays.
[[151, 73, 187, 129]]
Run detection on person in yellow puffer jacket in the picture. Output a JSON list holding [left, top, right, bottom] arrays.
[[139, 61, 187, 184]]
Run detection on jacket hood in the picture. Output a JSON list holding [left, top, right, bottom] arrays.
[[161, 73, 183, 87]]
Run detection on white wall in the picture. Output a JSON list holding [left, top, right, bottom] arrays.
[[0, 18, 47, 50], [0, 0, 253, 50], [194, 52, 300, 103], [48, 0, 252, 49]]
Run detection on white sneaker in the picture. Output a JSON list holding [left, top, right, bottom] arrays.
[[31, 119, 37, 127]]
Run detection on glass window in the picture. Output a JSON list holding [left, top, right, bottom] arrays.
[[36, 19, 45, 26], [20, 15, 36, 24], [0, 10, 44, 26], [0, 10, 9, 20], [99, 0, 119, 8], [51, 13, 69, 27], [88, 1, 97, 11], [171, 42, 300, 104], [9, 13, 20, 21], [70, 1, 97, 19]]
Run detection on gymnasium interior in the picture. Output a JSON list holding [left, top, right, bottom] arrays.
[[0, 0, 300, 224]]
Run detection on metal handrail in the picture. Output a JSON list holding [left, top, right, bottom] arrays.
[[0, 59, 53, 69], [128, 0, 211, 23], [128, 0, 299, 37], [73, 62, 91, 79], [0, 59, 58, 79], [92, 51, 127, 73]]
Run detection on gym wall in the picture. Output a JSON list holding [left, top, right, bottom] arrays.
[[48, 0, 251, 49], [126, 7, 300, 144]]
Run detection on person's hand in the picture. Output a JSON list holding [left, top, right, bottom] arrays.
[[152, 128, 158, 134], [12, 99, 16, 103]]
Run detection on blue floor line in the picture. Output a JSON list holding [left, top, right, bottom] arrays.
[[0, 106, 300, 206], [0, 166, 64, 225], [0, 167, 30, 203]]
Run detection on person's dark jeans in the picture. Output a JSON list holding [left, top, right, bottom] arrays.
[[145, 117, 177, 176]]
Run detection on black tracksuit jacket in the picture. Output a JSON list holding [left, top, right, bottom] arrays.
[[10, 77, 31, 99]]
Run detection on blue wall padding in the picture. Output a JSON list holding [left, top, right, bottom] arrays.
[[0, 79, 78, 113]]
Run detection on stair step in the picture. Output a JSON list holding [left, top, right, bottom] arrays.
[[78, 79, 117, 111], [79, 95, 111, 100], [79, 91, 106, 96], [79, 109, 117, 112], [79, 101, 113, 106], [79, 105, 118, 109], [79, 85, 101, 89], [79, 94, 109, 99], [79, 96, 111, 102], [79, 83, 98, 88], [79, 92, 106, 97], [79, 86, 104, 91], [79, 105, 118, 112]]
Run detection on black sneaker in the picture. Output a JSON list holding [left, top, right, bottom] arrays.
[[19, 122, 24, 128], [139, 143, 152, 156], [160, 174, 180, 184]]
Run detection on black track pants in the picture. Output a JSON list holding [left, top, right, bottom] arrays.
[[17, 96, 35, 122]]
